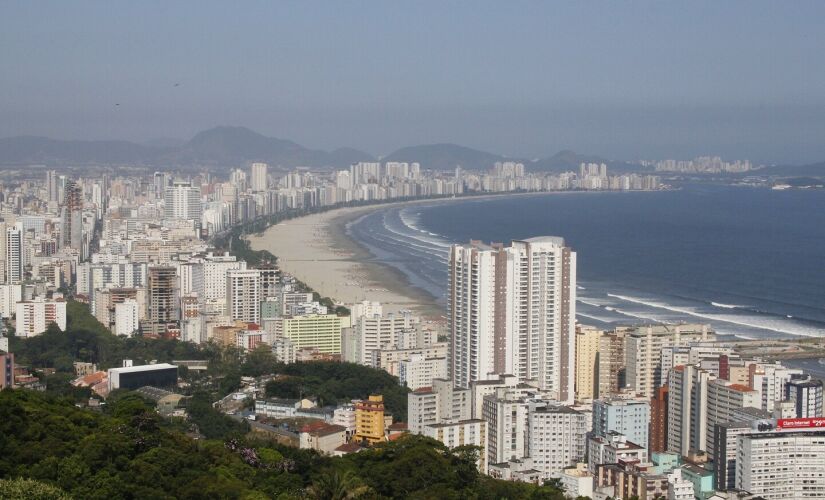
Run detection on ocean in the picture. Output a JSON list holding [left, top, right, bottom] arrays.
[[345, 184, 825, 340]]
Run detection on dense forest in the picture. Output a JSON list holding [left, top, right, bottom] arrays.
[[0, 390, 567, 499], [264, 361, 409, 420]]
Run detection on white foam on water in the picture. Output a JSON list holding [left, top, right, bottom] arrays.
[[608, 293, 825, 338]]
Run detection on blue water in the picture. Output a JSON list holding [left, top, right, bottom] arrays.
[[346, 185, 825, 339]]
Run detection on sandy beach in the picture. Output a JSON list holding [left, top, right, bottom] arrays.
[[246, 191, 616, 319], [246, 201, 445, 318]]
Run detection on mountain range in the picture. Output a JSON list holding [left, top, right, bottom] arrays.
[[0, 126, 634, 172], [4, 125, 817, 176]]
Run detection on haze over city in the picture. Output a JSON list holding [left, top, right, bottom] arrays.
[[3, 1, 825, 164], [2, 3, 825, 499]]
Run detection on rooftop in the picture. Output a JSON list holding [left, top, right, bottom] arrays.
[[108, 363, 177, 374]]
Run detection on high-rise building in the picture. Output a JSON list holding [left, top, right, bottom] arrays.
[[250, 162, 268, 192], [399, 355, 448, 390], [704, 379, 760, 456], [625, 324, 715, 398], [226, 269, 261, 324], [751, 362, 803, 412], [0, 221, 6, 284], [649, 386, 670, 453], [667, 364, 759, 457], [528, 404, 589, 478], [737, 430, 825, 498], [5, 225, 22, 284], [592, 395, 650, 449], [483, 387, 532, 467], [575, 325, 601, 400], [449, 237, 576, 402], [275, 314, 349, 354], [786, 376, 824, 418], [667, 364, 713, 456], [164, 181, 202, 222], [407, 378, 471, 434], [114, 299, 139, 337], [46, 170, 59, 202], [508, 238, 576, 402], [350, 311, 418, 365], [61, 179, 83, 250], [449, 241, 508, 389], [597, 328, 627, 397], [145, 266, 179, 334], [713, 421, 753, 491]]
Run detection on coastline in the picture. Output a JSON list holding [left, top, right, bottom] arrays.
[[246, 199, 446, 318], [246, 190, 659, 319]]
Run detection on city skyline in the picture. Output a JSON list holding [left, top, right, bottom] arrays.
[[2, 3, 825, 498]]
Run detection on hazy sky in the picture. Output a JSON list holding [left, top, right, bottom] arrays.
[[3, 1, 825, 164]]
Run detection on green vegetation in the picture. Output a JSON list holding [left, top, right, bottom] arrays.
[[265, 361, 409, 420], [10, 300, 203, 372], [0, 478, 72, 500], [0, 390, 565, 499]]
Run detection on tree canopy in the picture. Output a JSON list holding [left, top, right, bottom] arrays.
[[0, 390, 565, 499], [265, 361, 409, 420]]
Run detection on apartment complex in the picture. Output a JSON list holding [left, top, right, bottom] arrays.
[[449, 237, 576, 402]]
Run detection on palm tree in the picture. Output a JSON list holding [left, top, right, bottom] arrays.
[[307, 470, 373, 500]]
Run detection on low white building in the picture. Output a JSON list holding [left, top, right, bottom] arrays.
[[528, 404, 589, 479], [423, 419, 487, 470], [333, 404, 356, 435], [558, 463, 594, 499], [254, 398, 301, 419], [272, 336, 297, 364], [399, 355, 448, 390], [15, 297, 67, 337], [587, 432, 647, 473], [667, 469, 695, 500]]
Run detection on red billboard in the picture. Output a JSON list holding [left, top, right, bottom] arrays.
[[776, 418, 825, 430]]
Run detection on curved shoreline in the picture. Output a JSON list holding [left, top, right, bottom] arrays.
[[246, 190, 657, 318]]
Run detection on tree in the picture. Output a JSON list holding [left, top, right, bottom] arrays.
[[0, 478, 72, 500], [307, 470, 373, 500]]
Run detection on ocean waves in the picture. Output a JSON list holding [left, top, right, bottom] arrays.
[[346, 191, 825, 340]]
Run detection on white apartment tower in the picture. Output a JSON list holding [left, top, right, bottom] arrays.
[[5, 225, 23, 284], [449, 237, 576, 402], [449, 241, 508, 390], [508, 237, 576, 401], [114, 300, 139, 337], [251, 162, 268, 192], [226, 269, 261, 324], [164, 181, 202, 222]]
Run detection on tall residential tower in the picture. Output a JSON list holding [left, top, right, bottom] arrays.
[[449, 237, 576, 403]]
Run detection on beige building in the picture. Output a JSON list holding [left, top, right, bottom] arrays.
[[625, 324, 715, 398], [298, 422, 347, 455], [575, 325, 602, 400]]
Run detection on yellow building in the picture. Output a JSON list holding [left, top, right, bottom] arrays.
[[278, 314, 350, 354], [355, 395, 387, 444], [575, 325, 602, 400]]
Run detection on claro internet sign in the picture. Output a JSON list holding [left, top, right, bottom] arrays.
[[776, 418, 825, 430]]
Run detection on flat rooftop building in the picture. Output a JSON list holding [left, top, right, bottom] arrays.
[[108, 363, 178, 392]]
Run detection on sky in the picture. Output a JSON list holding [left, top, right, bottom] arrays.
[[2, 1, 825, 164]]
